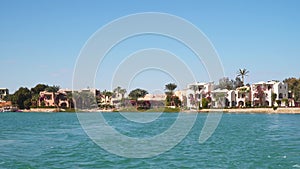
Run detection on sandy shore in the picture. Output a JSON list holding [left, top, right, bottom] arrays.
[[198, 108, 300, 114], [20, 107, 300, 114], [23, 108, 57, 112]]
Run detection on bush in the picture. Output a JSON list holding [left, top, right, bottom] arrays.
[[202, 98, 209, 109], [246, 101, 252, 108]]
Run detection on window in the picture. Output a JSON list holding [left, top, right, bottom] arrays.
[[279, 93, 283, 99]]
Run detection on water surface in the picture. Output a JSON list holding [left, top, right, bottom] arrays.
[[0, 112, 299, 168]]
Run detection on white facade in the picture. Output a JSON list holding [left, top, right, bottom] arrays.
[[251, 81, 288, 107], [184, 82, 214, 109], [174, 80, 291, 108], [211, 89, 236, 108], [236, 86, 251, 107]]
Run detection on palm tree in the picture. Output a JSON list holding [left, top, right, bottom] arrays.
[[165, 83, 177, 94], [165, 83, 177, 106], [237, 68, 249, 85]]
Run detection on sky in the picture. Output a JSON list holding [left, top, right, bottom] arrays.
[[1, 0, 300, 93]]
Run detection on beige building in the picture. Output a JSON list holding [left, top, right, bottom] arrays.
[[38, 90, 70, 108]]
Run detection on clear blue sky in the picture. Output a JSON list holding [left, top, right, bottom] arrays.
[[1, 0, 300, 93]]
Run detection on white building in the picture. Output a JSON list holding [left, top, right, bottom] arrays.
[[235, 86, 251, 107], [211, 89, 236, 108], [184, 82, 214, 109], [251, 81, 288, 107]]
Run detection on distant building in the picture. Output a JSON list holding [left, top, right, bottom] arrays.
[[38, 90, 70, 108], [80, 88, 100, 98], [211, 89, 236, 108], [138, 94, 166, 108], [251, 81, 288, 107], [0, 88, 9, 101], [0, 101, 12, 108], [184, 82, 214, 109], [235, 86, 251, 107], [175, 90, 187, 107]]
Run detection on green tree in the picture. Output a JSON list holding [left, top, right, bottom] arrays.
[[23, 99, 32, 109], [45, 85, 60, 93], [271, 93, 277, 106], [31, 84, 49, 95], [165, 83, 177, 107], [31, 94, 40, 108], [237, 68, 249, 85], [284, 77, 300, 101], [128, 88, 148, 109], [234, 77, 244, 88], [165, 83, 177, 94], [201, 98, 209, 109], [12, 87, 32, 109], [216, 77, 234, 90], [128, 88, 148, 100]]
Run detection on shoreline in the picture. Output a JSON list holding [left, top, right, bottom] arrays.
[[17, 107, 300, 114], [196, 107, 300, 114]]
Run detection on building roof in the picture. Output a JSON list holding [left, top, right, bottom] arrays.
[[253, 81, 266, 85], [211, 88, 229, 93]]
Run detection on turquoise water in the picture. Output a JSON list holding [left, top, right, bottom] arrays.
[[0, 112, 299, 168]]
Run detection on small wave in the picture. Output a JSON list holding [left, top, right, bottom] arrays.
[[0, 140, 16, 145], [293, 164, 300, 168]]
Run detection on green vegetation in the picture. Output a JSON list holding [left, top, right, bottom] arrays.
[[3, 74, 300, 112], [128, 88, 148, 101], [284, 77, 300, 101], [282, 98, 288, 106], [201, 98, 209, 109], [237, 68, 249, 85], [113, 86, 127, 106], [271, 92, 277, 106], [216, 77, 244, 90], [246, 101, 252, 108], [4, 84, 56, 109], [165, 83, 181, 107], [3, 84, 68, 110]]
